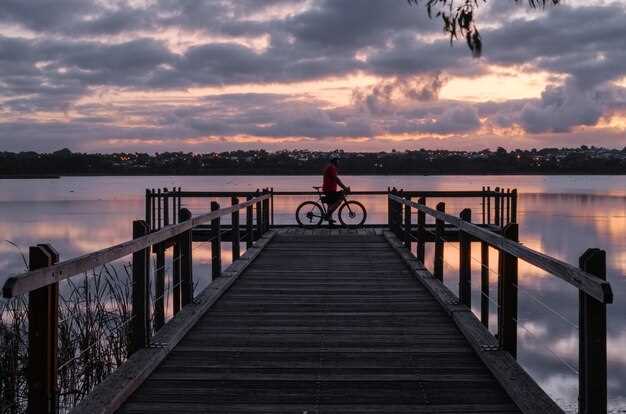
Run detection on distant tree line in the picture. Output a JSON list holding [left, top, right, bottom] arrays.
[[1, 147, 625, 176]]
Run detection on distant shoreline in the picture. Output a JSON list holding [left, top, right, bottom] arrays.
[[1, 172, 626, 178], [0, 175, 61, 179]]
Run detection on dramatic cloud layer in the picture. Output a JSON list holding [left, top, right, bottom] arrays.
[[1, 0, 625, 152]]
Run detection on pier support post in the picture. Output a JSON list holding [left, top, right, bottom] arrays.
[[163, 188, 169, 226], [156, 188, 162, 229], [231, 196, 240, 261], [211, 202, 222, 279], [173, 236, 181, 315], [131, 220, 150, 355], [145, 189, 152, 231], [498, 222, 519, 357], [434, 202, 445, 281], [255, 190, 263, 240], [246, 195, 254, 248], [416, 197, 426, 263], [579, 249, 607, 414], [481, 241, 490, 328], [179, 208, 193, 307], [404, 196, 412, 248], [494, 187, 500, 227], [387, 187, 392, 228], [510, 189, 518, 224], [459, 209, 472, 308], [27, 244, 59, 414], [486, 186, 491, 225], [153, 242, 165, 331], [263, 190, 270, 233]]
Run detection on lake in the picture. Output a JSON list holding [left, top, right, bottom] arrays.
[[1, 175, 625, 412]]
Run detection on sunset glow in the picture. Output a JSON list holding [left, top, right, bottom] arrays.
[[1, 1, 625, 153]]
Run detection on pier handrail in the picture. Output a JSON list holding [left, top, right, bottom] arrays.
[[388, 190, 612, 414], [2, 193, 270, 298], [161, 190, 503, 196], [389, 193, 613, 304]]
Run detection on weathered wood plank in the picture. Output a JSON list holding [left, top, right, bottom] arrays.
[[116, 231, 529, 413]]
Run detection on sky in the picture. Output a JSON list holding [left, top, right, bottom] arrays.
[[1, 0, 625, 153]]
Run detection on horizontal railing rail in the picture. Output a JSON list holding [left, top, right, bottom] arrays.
[[151, 190, 509, 197], [389, 193, 612, 304], [2, 194, 270, 299]]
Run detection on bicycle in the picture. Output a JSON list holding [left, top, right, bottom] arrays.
[[295, 187, 367, 228]]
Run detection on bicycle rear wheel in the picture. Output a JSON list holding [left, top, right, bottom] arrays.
[[295, 201, 324, 228], [338, 200, 367, 228]]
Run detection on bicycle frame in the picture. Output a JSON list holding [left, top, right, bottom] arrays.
[[313, 189, 362, 219]]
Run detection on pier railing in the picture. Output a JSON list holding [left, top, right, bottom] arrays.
[[1, 193, 271, 413], [388, 190, 613, 414], [146, 186, 517, 229]]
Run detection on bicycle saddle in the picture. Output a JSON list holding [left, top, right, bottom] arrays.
[[312, 186, 322, 190]]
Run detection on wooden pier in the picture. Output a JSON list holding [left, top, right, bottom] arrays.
[[1, 188, 613, 414]]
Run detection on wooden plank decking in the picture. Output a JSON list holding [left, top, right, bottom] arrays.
[[118, 229, 522, 413]]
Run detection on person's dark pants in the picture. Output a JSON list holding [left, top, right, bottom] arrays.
[[324, 191, 344, 218]]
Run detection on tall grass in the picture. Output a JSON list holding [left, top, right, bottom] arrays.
[[0, 263, 133, 413]]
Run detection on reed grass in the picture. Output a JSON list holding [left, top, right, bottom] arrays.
[[0, 263, 134, 413]]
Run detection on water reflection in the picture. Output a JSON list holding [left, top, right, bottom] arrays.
[[0, 175, 624, 412]]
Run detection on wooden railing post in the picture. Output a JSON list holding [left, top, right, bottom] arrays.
[[246, 195, 254, 248], [131, 220, 150, 355], [263, 190, 270, 233], [459, 208, 472, 308], [211, 201, 222, 279], [510, 189, 518, 224], [270, 187, 275, 226], [27, 244, 59, 414], [480, 241, 490, 328], [391, 188, 401, 237], [397, 190, 404, 239], [156, 188, 162, 229], [179, 208, 193, 307], [503, 188, 511, 224], [481, 186, 486, 224], [434, 202, 445, 281], [416, 197, 426, 263], [387, 187, 392, 227], [579, 248, 607, 414], [494, 187, 500, 227], [172, 235, 181, 315], [255, 192, 263, 240], [176, 187, 182, 224], [163, 188, 169, 226], [231, 196, 240, 261], [153, 242, 165, 331], [404, 195, 412, 248], [145, 189, 152, 231], [150, 189, 156, 230], [498, 222, 519, 357], [500, 188, 505, 227], [486, 186, 491, 225]]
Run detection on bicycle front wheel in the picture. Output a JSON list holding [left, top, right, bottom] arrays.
[[338, 201, 367, 228], [295, 201, 324, 228]]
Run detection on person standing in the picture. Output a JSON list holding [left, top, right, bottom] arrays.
[[322, 156, 350, 224]]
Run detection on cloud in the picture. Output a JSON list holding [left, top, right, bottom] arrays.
[[417, 105, 481, 134], [0, 1, 626, 152], [353, 73, 447, 115], [520, 81, 604, 133]]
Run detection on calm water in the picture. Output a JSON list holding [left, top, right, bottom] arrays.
[[1, 175, 625, 412]]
